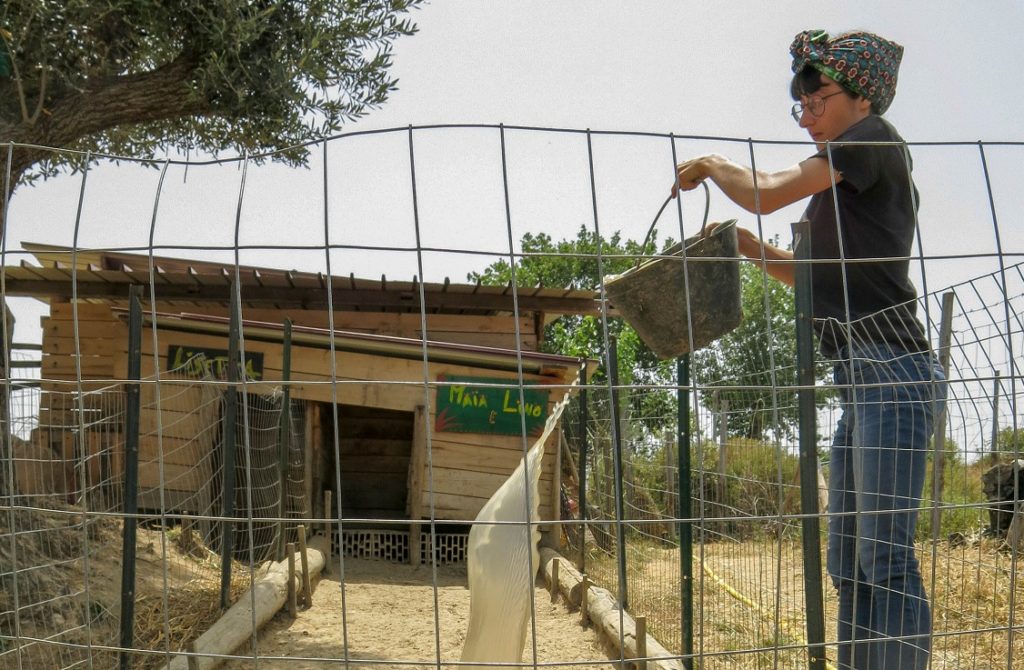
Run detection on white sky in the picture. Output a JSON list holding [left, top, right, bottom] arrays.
[[6, 0, 1024, 359]]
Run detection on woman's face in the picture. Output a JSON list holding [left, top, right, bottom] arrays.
[[796, 75, 872, 149]]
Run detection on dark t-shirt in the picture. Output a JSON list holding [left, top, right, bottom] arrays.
[[802, 115, 930, 357]]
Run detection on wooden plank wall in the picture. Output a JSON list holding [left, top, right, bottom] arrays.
[[39, 302, 122, 433], [35, 301, 570, 522], [327, 404, 414, 519], [135, 381, 220, 513], [410, 429, 557, 522]]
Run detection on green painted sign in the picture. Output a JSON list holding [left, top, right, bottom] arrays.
[[434, 375, 550, 436]]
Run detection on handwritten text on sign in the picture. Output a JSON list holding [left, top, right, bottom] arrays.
[[434, 375, 550, 436], [167, 345, 264, 381]]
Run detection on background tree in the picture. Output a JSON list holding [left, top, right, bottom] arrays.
[[995, 427, 1024, 455], [474, 228, 831, 445], [474, 227, 836, 530], [692, 247, 830, 442], [0, 0, 421, 193], [470, 225, 678, 448]]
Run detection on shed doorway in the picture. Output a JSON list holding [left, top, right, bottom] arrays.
[[322, 403, 414, 523]]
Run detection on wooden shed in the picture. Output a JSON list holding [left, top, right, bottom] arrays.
[[8, 243, 600, 560]]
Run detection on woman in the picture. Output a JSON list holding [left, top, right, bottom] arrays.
[[673, 30, 946, 670]]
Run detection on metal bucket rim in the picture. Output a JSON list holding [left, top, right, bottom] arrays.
[[605, 218, 738, 285]]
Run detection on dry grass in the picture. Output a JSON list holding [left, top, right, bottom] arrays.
[[584, 537, 1024, 669], [1, 506, 253, 670]]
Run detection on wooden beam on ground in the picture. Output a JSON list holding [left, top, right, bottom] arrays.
[[539, 547, 682, 670], [164, 536, 328, 670]]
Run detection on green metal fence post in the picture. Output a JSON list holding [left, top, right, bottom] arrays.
[[792, 220, 827, 670], [677, 354, 694, 670], [608, 336, 628, 610], [219, 280, 241, 609], [578, 362, 589, 574], [118, 285, 143, 670]]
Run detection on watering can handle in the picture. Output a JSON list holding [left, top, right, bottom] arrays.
[[638, 181, 712, 265]]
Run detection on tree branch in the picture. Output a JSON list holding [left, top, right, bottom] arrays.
[[33, 55, 207, 147], [29, 67, 47, 126], [2, 53, 207, 187]]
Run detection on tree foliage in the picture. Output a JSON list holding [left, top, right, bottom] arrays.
[[0, 0, 420, 498], [693, 250, 830, 441], [996, 427, 1024, 454], [470, 225, 679, 441], [0, 0, 422, 189], [473, 228, 829, 444]]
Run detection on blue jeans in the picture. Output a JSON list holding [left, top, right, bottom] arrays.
[[827, 343, 946, 670]]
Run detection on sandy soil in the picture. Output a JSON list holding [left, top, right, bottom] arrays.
[[222, 558, 618, 670]]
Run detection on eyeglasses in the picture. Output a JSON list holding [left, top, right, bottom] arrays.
[[790, 90, 846, 123]]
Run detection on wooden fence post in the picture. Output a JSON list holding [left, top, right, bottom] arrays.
[[286, 542, 297, 618], [580, 574, 590, 626], [297, 524, 312, 608], [635, 615, 647, 670]]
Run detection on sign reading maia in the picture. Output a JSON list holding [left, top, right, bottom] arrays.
[[167, 345, 264, 381], [434, 374, 550, 437]]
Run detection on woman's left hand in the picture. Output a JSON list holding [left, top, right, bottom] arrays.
[[672, 155, 720, 197]]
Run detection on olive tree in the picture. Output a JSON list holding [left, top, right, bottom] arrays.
[[0, 0, 421, 496]]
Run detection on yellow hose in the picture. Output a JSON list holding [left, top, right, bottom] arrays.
[[699, 559, 838, 670]]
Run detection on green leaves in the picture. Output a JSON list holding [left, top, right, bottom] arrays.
[[472, 227, 828, 443], [693, 257, 830, 441], [0, 0, 423, 185], [471, 225, 678, 441]]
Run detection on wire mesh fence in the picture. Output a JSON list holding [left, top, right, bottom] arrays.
[[1, 348, 306, 669], [0, 127, 1021, 669], [560, 257, 1024, 669]]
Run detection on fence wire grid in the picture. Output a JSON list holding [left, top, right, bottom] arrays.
[[0, 126, 1022, 670]]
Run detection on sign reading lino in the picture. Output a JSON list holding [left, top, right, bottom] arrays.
[[167, 345, 265, 381], [434, 374, 550, 436]]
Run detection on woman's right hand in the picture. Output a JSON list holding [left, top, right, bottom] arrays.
[[702, 223, 761, 259]]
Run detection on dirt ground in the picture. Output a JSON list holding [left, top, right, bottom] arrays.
[[221, 558, 619, 670]]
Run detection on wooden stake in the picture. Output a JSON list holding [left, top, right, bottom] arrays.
[[186, 640, 199, 670], [407, 406, 426, 566], [297, 524, 312, 608], [635, 615, 647, 670], [177, 516, 194, 553], [580, 573, 590, 625], [550, 557, 560, 602], [286, 543, 297, 618], [323, 490, 333, 536]]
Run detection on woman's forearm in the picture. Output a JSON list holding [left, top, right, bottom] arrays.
[[737, 227, 795, 287]]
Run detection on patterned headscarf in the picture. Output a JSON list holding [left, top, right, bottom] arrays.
[[790, 30, 904, 114]]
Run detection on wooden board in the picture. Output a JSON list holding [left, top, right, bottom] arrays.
[[137, 435, 215, 468], [129, 329, 566, 385], [134, 306, 538, 349], [44, 336, 116, 357], [422, 439, 556, 477], [415, 492, 552, 523]]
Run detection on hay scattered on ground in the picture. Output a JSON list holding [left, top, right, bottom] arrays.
[[1, 505, 254, 670], [587, 537, 1024, 670], [0, 502, 120, 669]]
